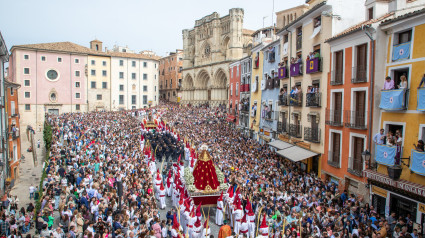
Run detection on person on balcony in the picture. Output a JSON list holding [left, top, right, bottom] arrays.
[[418, 74, 425, 88], [279, 88, 287, 104], [398, 75, 408, 89], [395, 130, 403, 165], [296, 56, 302, 64], [383, 76, 395, 90], [290, 57, 296, 64], [413, 140, 424, 152], [373, 129, 386, 145], [306, 86, 313, 104], [314, 51, 320, 59]]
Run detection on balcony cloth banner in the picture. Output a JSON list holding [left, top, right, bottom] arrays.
[[410, 149, 425, 176], [306, 58, 320, 74], [392, 42, 411, 61], [379, 89, 405, 110], [290, 63, 301, 77], [417, 88, 425, 111], [375, 144, 396, 166], [279, 67, 287, 79]]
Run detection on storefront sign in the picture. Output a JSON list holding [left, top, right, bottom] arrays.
[[365, 170, 425, 197], [372, 185, 388, 198]]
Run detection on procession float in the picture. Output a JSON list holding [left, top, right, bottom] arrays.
[[183, 145, 229, 205]]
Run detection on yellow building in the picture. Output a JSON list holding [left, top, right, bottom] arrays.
[[249, 44, 264, 140], [367, 8, 425, 223], [87, 40, 111, 111]]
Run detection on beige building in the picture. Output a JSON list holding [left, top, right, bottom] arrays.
[[181, 8, 253, 106], [275, 5, 308, 30]]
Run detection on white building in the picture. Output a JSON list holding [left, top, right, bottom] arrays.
[[109, 52, 160, 110]]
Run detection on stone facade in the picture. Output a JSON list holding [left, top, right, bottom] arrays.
[[181, 8, 253, 106]]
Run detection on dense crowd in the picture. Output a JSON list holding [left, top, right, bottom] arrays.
[[0, 102, 419, 238]]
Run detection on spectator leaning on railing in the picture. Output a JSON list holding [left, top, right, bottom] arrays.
[[383, 76, 395, 90]]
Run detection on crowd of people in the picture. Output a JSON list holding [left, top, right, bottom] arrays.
[[1, 102, 420, 238]]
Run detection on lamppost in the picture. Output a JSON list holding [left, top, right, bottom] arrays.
[[362, 149, 371, 169]]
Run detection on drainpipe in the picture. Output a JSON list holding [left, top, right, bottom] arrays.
[[363, 25, 375, 168]]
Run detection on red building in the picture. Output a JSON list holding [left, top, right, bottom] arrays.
[[228, 60, 241, 123]]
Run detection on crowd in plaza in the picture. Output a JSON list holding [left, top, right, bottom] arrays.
[[0, 103, 420, 238]]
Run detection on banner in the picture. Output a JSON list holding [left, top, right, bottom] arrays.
[[290, 63, 301, 77], [375, 144, 396, 166], [306, 58, 320, 74], [417, 88, 425, 111], [411, 149, 425, 176], [392, 42, 411, 61], [278, 67, 287, 79], [379, 89, 406, 110]]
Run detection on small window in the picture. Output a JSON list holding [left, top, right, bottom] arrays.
[[314, 16, 321, 28], [143, 62, 147, 67], [24, 92, 30, 98], [143, 74, 148, 80], [143, 95, 148, 104], [76, 104, 80, 110], [75, 82, 80, 88], [368, 7, 374, 20], [154, 86, 156, 92], [102, 61, 106, 66], [132, 61, 136, 67], [96, 94, 102, 100], [102, 82, 107, 89], [75, 59, 79, 64], [131, 95, 137, 104], [119, 60, 124, 66], [58, 57, 62, 63], [24, 68, 30, 75], [91, 70, 96, 76], [91, 81, 96, 89], [10, 88, 14, 96], [119, 72, 124, 79], [395, 30, 412, 45], [24, 55, 29, 60], [119, 85, 124, 91], [91, 60, 95, 65], [75, 71, 80, 77], [132, 73, 136, 79], [119, 95, 124, 105], [75, 93, 81, 99], [41, 56, 46, 61], [143, 86, 148, 92], [102, 70, 107, 77], [24, 80, 30, 87], [25, 104, 31, 111]]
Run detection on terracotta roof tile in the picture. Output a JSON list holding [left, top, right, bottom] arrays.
[[12, 41, 160, 60], [325, 12, 394, 43], [380, 7, 425, 26], [243, 29, 255, 35]]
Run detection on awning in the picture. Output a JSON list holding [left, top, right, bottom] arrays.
[[277, 146, 318, 162], [268, 140, 293, 150], [311, 25, 321, 39]]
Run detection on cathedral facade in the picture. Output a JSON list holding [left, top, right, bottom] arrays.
[[181, 8, 253, 106]]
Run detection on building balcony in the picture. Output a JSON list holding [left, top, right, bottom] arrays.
[[240, 104, 250, 113], [11, 113, 19, 118], [348, 156, 363, 177], [240, 84, 250, 92], [392, 41, 411, 62], [289, 124, 302, 138], [11, 130, 19, 140], [327, 151, 340, 168], [278, 95, 288, 106], [305, 92, 321, 107], [379, 89, 408, 111], [417, 88, 425, 111], [277, 121, 288, 134], [304, 127, 320, 143], [278, 66, 288, 79], [325, 109, 343, 127], [290, 62, 303, 77], [330, 70, 343, 85], [351, 66, 367, 83], [288, 93, 303, 107], [306, 58, 322, 74], [263, 111, 275, 121], [344, 110, 367, 130]]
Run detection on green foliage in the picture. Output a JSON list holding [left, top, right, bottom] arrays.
[[43, 123, 52, 151]]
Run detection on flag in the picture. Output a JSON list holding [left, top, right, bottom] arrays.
[[417, 88, 425, 111], [375, 144, 396, 166], [410, 149, 425, 175], [392, 42, 411, 61], [379, 89, 406, 110]]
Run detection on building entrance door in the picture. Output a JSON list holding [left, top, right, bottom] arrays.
[[208, 90, 211, 101], [390, 194, 417, 222]]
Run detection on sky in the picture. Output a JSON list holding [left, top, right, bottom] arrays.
[[0, 0, 305, 57]]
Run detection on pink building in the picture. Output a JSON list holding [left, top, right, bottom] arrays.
[[9, 42, 89, 130], [227, 61, 241, 124]]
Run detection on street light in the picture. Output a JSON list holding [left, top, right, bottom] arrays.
[[362, 149, 371, 168]]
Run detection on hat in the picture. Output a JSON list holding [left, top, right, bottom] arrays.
[[194, 217, 201, 227], [223, 219, 228, 224], [172, 214, 180, 230], [241, 213, 247, 223], [160, 182, 165, 191], [260, 214, 268, 228], [218, 191, 223, 201], [196, 202, 202, 217]]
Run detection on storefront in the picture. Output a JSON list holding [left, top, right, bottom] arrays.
[[268, 140, 319, 175], [365, 170, 425, 227]]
